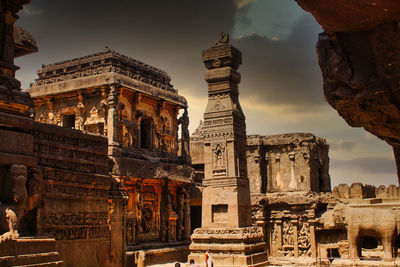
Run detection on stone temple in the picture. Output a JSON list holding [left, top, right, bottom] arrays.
[[1, 2, 400, 267]]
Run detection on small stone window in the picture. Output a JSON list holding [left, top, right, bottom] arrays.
[[62, 114, 75, 128]]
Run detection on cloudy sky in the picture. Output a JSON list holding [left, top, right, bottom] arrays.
[[15, 0, 397, 187]]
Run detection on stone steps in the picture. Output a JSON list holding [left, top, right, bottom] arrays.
[[0, 237, 63, 267], [17, 261, 64, 267]]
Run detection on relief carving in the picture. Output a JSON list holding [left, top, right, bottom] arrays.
[[298, 219, 312, 257], [212, 144, 226, 176], [46, 212, 109, 240], [272, 223, 279, 245], [282, 220, 294, 246]]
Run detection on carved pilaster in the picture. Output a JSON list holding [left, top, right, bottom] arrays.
[[183, 187, 191, 240], [292, 219, 299, 258], [107, 83, 122, 175]]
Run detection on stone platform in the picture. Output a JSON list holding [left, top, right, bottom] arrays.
[[126, 242, 189, 267], [0, 237, 63, 266], [188, 226, 268, 267]]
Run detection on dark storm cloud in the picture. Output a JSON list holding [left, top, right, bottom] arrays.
[[232, 14, 324, 108], [15, 0, 237, 94], [331, 157, 397, 175], [16, 1, 323, 112]]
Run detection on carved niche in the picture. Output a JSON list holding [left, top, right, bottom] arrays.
[[212, 144, 226, 176], [137, 186, 159, 243]]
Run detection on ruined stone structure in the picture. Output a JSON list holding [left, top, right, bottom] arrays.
[[25, 48, 193, 266], [246, 134, 330, 194], [188, 33, 268, 266]]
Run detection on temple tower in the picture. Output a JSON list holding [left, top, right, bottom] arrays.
[[188, 33, 268, 266]]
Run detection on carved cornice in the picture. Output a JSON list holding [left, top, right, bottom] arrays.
[[32, 48, 175, 93]]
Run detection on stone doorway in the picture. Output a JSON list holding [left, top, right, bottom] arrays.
[[190, 206, 201, 233]]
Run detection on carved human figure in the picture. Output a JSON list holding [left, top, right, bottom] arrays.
[[178, 108, 190, 159], [272, 223, 279, 245], [76, 100, 86, 130], [282, 221, 294, 246], [216, 148, 223, 168]]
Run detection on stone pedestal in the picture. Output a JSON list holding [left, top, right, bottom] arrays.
[[189, 226, 268, 267]]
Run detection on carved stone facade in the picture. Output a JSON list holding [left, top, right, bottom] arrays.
[[25, 48, 193, 266], [192, 132, 331, 195]]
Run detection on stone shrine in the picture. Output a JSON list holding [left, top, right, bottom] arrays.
[[25, 48, 194, 266], [188, 33, 268, 266]]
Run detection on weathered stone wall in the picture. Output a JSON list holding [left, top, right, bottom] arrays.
[[32, 122, 124, 267]]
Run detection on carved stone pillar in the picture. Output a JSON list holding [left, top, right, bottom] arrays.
[[100, 87, 109, 135], [183, 187, 191, 240], [276, 219, 283, 251], [176, 188, 184, 241], [265, 155, 271, 193], [288, 152, 296, 190], [292, 218, 299, 258], [0, 0, 33, 116], [107, 83, 122, 175], [309, 219, 317, 259], [159, 180, 169, 242]]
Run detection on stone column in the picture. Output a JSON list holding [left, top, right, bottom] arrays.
[[276, 219, 283, 251], [100, 87, 109, 135], [183, 186, 191, 240], [265, 155, 272, 192], [292, 218, 299, 258], [159, 180, 169, 242], [107, 83, 122, 175], [288, 152, 297, 190], [309, 219, 317, 259], [0, 0, 33, 115]]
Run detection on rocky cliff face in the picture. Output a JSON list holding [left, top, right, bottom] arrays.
[[295, 0, 400, 181]]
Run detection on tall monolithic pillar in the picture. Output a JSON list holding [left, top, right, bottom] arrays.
[[188, 33, 268, 267]]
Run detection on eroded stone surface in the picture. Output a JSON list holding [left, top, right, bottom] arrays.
[[295, 0, 400, 181]]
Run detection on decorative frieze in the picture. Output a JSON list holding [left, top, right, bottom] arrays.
[[46, 212, 109, 240]]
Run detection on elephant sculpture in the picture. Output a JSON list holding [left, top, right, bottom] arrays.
[[0, 165, 44, 242], [319, 203, 399, 260]]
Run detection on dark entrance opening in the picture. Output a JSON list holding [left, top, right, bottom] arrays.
[[140, 118, 153, 149], [190, 206, 201, 233], [394, 235, 400, 257], [360, 235, 381, 259], [62, 114, 75, 128], [327, 248, 340, 259]]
